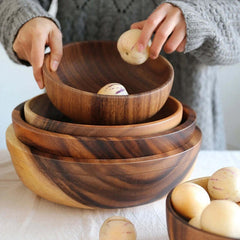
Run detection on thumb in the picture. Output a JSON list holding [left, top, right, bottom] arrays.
[[49, 29, 63, 72]]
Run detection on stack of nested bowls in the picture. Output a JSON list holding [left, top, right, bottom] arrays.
[[6, 41, 202, 209]]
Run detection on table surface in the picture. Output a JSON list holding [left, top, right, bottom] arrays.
[[1, 149, 240, 240]]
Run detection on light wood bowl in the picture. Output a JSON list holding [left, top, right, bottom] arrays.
[[13, 102, 195, 159], [24, 94, 183, 137], [6, 124, 202, 209], [43, 41, 174, 125], [166, 177, 240, 240]]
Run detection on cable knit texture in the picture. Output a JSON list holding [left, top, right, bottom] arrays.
[[1, 0, 240, 149]]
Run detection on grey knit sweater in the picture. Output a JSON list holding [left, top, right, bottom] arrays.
[[1, 0, 240, 149]]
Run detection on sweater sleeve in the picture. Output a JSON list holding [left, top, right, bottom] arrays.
[[160, 0, 240, 65], [0, 0, 60, 65]]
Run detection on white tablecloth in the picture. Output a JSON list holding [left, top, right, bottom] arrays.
[[0, 149, 240, 240]]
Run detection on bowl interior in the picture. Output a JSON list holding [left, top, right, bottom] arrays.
[[24, 94, 183, 137], [44, 41, 174, 95]]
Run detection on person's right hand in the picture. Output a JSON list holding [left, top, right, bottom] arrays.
[[13, 17, 63, 89]]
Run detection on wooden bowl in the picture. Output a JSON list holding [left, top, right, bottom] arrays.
[[6, 124, 202, 209], [166, 177, 240, 240], [12, 102, 196, 159], [24, 94, 183, 137], [43, 41, 174, 125]]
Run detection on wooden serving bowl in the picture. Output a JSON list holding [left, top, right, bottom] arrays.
[[166, 178, 240, 240], [6, 124, 202, 209], [12, 102, 196, 159], [43, 41, 174, 125], [24, 94, 183, 137]]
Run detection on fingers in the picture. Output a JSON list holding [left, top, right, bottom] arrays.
[[31, 35, 46, 89], [176, 37, 187, 52], [150, 11, 181, 58], [49, 29, 63, 72], [12, 17, 63, 89], [131, 3, 186, 57], [136, 8, 166, 52], [164, 24, 186, 53], [131, 20, 145, 30]]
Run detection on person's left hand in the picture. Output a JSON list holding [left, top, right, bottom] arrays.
[[131, 3, 187, 59]]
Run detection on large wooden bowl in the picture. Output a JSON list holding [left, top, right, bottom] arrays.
[[24, 94, 183, 137], [12, 102, 196, 159], [6, 124, 201, 209], [43, 41, 174, 125], [166, 177, 240, 240]]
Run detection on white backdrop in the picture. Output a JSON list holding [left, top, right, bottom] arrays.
[[0, 44, 240, 150]]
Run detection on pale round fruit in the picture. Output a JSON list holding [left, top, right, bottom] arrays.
[[201, 200, 240, 238], [208, 166, 240, 202], [117, 29, 151, 65], [99, 216, 137, 240], [97, 83, 128, 95], [171, 182, 210, 219], [189, 214, 202, 229]]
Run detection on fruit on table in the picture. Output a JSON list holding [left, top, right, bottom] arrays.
[[99, 216, 137, 240], [171, 182, 210, 219], [207, 166, 240, 202], [97, 83, 128, 95], [117, 29, 151, 65], [201, 200, 240, 238]]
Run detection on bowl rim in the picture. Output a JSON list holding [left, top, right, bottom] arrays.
[[16, 100, 195, 141], [8, 123, 202, 164], [166, 177, 240, 240], [42, 40, 174, 99], [24, 93, 184, 135]]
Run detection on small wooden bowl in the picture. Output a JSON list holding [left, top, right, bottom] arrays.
[[12, 102, 195, 159], [166, 178, 239, 240], [6, 124, 202, 209], [43, 41, 174, 125], [24, 94, 183, 137]]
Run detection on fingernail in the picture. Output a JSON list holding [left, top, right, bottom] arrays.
[[37, 80, 44, 89], [51, 60, 59, 71], [138, 43, 144, 52]]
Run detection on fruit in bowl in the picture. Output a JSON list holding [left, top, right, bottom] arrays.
[[166, 167, 240, 239]]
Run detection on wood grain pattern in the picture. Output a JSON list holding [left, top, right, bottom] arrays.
[[6, 124, 202, 209], [43, 41, 174, 124], [13, 102, 196, 159], [166, 178, 238, 240], [24, 94, 183, 137]]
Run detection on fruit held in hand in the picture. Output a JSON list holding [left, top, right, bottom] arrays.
[[97, 83, 128, 95], [208, 166, 240, 202], [201, 200, 240, 238], [99, 216, 137, 240], [117, 29, 151, 65], [171, 182, 210, 219]]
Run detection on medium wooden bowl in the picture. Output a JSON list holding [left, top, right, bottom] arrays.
[[43, 41, 174, 125], [6, 124, 202, 209], [166, 177, 240, 240], [12, 102, 195, 159], [24, 94, 183, 137]]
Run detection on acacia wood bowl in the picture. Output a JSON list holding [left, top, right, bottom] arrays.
[[6, 124, 202, 209], [24, 94, 183, 137], [166, 177, 240, 240], [42, 41, 174, 125], [12, 102, 196, 159]]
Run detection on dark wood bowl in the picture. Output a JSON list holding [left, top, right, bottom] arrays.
[[12, 101, 196, 159], [6, 124, 202, 209], [166, 178, 239, 240], [43, 41, 174, 125], [24, 94, 183, 137]]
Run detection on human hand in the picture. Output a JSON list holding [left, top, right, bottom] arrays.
[[131, 3, 186, 59], [13, 17, 63, 89]]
